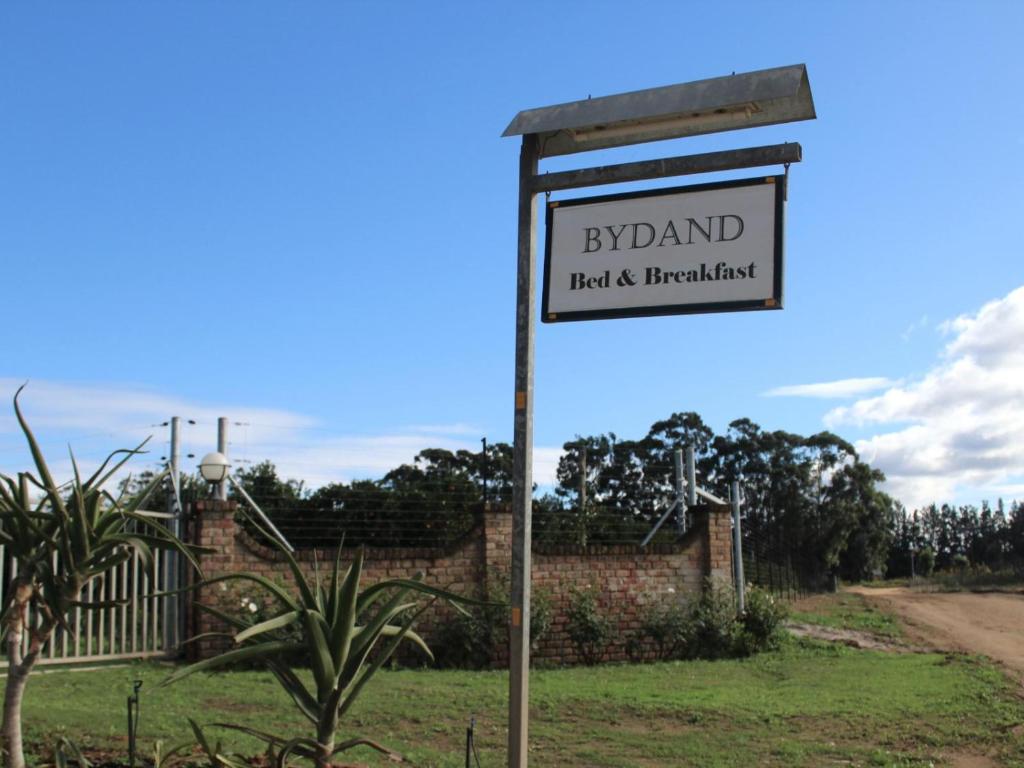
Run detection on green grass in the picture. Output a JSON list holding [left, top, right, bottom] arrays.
[[789, 592, 904, 638], [17, 635, 1024, 767]]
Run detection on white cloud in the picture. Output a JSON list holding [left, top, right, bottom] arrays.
[[533, 446, 563, 488], [0, 379, 562, 492], [763, 377, 895, 399], [826, 285, 1024, 508]]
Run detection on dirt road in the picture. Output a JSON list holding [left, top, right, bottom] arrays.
[[847, 586, 1024, 680]]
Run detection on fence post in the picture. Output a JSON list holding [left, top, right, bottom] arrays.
[[673, 448, 686, 536], [731, 480, 745, 613], [685, 445, 696, 507], [165, 417, 180, 653], [216, 417, 229, 502], [481, 437, 489, 503], [577, 443, 588, 547]]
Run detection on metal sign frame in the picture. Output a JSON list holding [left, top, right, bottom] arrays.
[[502, 64, 814, 768], [542, 175, 785, 323]]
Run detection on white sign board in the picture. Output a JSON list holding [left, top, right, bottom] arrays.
[[542, 176, 784, 322]]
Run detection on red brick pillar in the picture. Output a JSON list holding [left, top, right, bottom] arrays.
[[704, 501, 734, 584], [482, 502, 514, 589], [191, 499, 239, 659], [481, 503, 514, 667]]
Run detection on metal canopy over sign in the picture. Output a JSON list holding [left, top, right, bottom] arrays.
[[543, 175, 784, 322], [503, 64, 814, 158]]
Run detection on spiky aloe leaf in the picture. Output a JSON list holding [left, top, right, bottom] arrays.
[[13, 385, 68, 520], [118, 466, 169, 516], [311, 549, 324, 613], [359, 576, 477, 615], [186, 719, 252, 768], [194, 602, 253, 632], [341, 589, 417, 685], [328, 547, 362, 674], [161, 641, 305, 687], [53, 736, 92, 768], [83, 444, 149, 499], [0, 476, 19, 509], [277, 736, 322, 768], [234, 611, 301, 644], [325, 536, 346, 627], [187, 718, 213, 756], [206, 724, 312, 754], [82, 550, 132, 578], [152, 739, 195, 768], [112, 510, 210, 577], [104, 535, 154, 578], [377, 623, 431, 657], [337, 602, 431, 720], [155, 572, 298, 610], [266, 661, 319, 724], [300, 609, 337, 698], [0, 507, 51, 549]]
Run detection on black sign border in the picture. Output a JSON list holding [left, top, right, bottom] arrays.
[[541, 175, 785, 323]]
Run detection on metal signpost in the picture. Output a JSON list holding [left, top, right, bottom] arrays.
[[502, 64, 815, 768]]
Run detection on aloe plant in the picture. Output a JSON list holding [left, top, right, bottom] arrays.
[[0, 387, 203, 768], [153, 719, 252, 768], [164, 520, 481, 768]]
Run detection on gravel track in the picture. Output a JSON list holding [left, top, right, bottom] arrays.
[[847, 585, 1024, 683]]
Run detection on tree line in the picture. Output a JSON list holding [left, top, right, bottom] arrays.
[[888, 501, 1024, 577], [130, 410, 1020, 587], [223, 413, 898, 588]]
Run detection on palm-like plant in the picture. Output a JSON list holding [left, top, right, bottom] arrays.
[[164, 520, 479, 768], [0, 387, 203, 768]]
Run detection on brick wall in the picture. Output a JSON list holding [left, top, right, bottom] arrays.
[[190, 500, 734, 665]]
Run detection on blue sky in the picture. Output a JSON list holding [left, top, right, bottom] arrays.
[[2, 1, 1023, 508]]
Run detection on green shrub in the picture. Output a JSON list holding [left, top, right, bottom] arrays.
[[916, 547, 936, 576], [685, 578, 738, 660], [627, 580, 789, 662], [434, 603, 500, 669], [435, 578, 553, 669], [566, 584, 613, 665], [735, 586, 787, 655], [627, 595, 689, 662], [529, 586, 555, 651]]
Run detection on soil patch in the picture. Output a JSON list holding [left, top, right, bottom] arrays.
[[847, 586, 1024, 684], [785, 622, 918, 653]]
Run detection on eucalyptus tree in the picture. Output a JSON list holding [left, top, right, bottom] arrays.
[[0, 388, 201, 768], [643, 411, 717, 494], [822, 461, 895, 581]]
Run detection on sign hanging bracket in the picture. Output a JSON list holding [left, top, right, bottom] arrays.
[[531, 142, 801, 195]]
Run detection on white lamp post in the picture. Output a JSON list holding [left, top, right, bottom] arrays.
[[198, 451, 229, 500]]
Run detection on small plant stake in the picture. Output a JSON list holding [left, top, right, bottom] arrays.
[[127, 680, 142, 768], [465, 717, 481, 768]]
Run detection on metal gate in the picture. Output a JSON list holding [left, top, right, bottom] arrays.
[[3, 545, 186, 667]]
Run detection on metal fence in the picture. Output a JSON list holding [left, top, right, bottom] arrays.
[[234, 446, 829, 599], [237, 453, 697, 550], [2, 543, 185, 667], [741, 521, 823, 599]]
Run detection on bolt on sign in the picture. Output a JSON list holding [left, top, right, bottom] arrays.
[[542, 175, 784, 323]]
